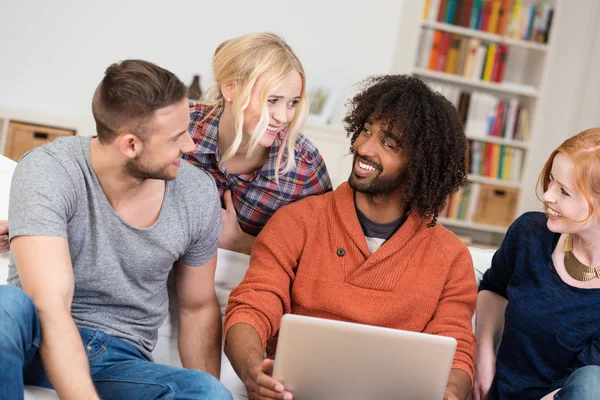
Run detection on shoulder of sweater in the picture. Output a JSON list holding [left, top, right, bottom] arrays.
[[274, 188, 334, 219], [426, 222, 471, 260]]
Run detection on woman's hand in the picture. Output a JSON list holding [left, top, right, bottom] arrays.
[[218, 190, 255, 255]]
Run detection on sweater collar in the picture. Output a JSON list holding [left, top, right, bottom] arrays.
[[333, 182, 429, 257]]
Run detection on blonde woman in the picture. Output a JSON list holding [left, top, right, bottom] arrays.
[[473, 129, 600, 400], [184, 33, 332, 255]]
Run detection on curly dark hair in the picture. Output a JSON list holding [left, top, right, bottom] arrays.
[[344, 75, 467, 226]]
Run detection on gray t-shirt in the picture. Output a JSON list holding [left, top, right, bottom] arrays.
[[7, 136, 221, 359]]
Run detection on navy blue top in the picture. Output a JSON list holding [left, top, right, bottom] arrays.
[[480, 212, 600, 400]]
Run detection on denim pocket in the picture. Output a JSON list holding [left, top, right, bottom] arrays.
[[82, 329, 111, 361]]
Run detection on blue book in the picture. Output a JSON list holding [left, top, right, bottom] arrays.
[[470, 0, 482, 29], [445, 0, 457, 23]]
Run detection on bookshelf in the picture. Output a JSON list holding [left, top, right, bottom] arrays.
[[421, 21, 548, 51], [392, 0, 559, 244], [413, 68, 538, 97]]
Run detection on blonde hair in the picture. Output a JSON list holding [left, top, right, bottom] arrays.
[[537, 128, 600, 225], [202, 32, 309, 178]]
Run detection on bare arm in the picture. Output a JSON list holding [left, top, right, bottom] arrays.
[[218, 190, 255, 255], [225, 323, 291, 400], [11, 236, 99, 400], [445, 369, 472, 400], [475, 290, 507, 356], [175, 255, 222, 378], [472, 290, 508, 400]]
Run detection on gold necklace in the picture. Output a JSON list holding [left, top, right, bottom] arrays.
[[562, 234, 600, 281]]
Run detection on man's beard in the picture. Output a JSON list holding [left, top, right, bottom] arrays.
[[124, 154, 176, 182], [348, 155, 406, 195]]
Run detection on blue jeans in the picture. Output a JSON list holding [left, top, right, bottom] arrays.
[[0, 285, 232, 400], [554, 365, 600, 400]]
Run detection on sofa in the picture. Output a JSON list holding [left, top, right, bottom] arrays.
[[0, 154, 495, 399]]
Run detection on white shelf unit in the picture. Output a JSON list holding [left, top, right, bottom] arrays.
[[421, 21, 549, 52], [437, 217, 508, 234], [413, 68, 538, 97], [467, 174, 522, 189], [465, 134, 529, 149], [391, 0, 559, 243]]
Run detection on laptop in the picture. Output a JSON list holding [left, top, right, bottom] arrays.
[[272, 314, 457, 400]]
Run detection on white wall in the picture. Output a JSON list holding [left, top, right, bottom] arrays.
[[575, 5, 600, 133], [0, 0, 404, 136]]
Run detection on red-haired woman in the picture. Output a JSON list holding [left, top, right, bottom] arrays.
[[473, 128, 600, 400]]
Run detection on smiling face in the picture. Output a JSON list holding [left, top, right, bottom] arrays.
[[542, 152, 594, 233], [124, 98, 195, 181], [240, 69, 303, 149], [348, 118, 408, 196]]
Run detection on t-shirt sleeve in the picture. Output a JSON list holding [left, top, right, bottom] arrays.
[[8, 150, 77, 240], [179, 172, 221, 266], [478, 214, 525, 298]]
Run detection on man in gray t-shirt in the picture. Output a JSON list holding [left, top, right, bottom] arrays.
[[0, 60, 231, 400]]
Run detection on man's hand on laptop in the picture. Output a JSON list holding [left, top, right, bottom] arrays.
[[244, 358, 292, 400], [0, 220, 8, 253]]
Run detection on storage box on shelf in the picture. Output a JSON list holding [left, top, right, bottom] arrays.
[[4, 121, 76, 162], [393, 0, 558, 245]]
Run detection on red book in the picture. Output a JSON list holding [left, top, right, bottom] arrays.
[[437, 0, 449, 21], [490, 45, 501, 82], [460, 0, 475, 27], [436, 32, 452, 71], [480, 0, 493, 31], [485, 143, 494, 177], [493, 44, 509, 82], [491, 102, 505, 136]]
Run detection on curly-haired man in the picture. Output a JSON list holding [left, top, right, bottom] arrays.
[[224, 75, 477, 400]]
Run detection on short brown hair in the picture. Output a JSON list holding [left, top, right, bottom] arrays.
[[92, 59, 187, 143]]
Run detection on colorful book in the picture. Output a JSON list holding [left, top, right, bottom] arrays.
[[472, 44, 488, 80], [436, 32, 452, 71], [445, 0, 458, 23], [507, 0, 523, 38], [445, 34, 462, 74], [455, 37, 470, 75], [487, 0, 502, 33], [437, 0, 449, 21], [482, 43, 497, 81], [492, 45, 508, 82], [480, 0, 493, 31], [469, 0, 483, 29], [462, 38, 481, 78], [496, 0, 514, 35], [428, 31, 443, 70]]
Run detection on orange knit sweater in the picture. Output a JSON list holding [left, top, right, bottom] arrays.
[[224, 182, 477, 380]]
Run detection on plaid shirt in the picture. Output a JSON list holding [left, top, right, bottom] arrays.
[[183, 101, 332, 236]]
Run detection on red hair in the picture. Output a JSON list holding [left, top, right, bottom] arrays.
[[537, 128, 600, 225]]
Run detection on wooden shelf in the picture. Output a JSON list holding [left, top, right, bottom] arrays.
[[466, 135, 529, 149], [413, 68, 538, 97], [421, 21, 549, 52], [467, 174, 521, 189], [438, 217, 508, 234]]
